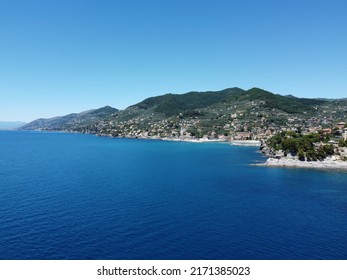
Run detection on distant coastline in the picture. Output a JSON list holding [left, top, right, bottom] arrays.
[[152, 136, 261, 146], [100, 133, 262, 146], [0, 121, 27, 130]]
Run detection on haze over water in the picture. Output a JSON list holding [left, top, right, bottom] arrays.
[[0, 131, 346, 259]]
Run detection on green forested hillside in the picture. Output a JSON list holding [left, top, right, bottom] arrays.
[[20, 87, 347, 141], [132, 87, 245, 116]]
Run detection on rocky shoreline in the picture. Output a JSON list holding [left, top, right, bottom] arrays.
[[258, 157, 347, 170], [257, 134, 347, 170]]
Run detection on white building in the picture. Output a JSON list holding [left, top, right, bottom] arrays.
[[343, 128, 347, 141]]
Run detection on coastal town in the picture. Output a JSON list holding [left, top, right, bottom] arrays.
[[20, 87, 347, 168], [100, 115, 347, 144]]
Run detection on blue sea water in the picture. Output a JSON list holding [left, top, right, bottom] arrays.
[[0, 131, 346, 260]]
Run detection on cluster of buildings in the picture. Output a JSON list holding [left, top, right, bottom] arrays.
[[337, 122, 347, 141], [69, 98, 347, 144], [90, 109, 347, 144]]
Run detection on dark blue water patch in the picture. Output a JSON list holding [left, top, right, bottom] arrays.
[[0, 131, 346, 259]]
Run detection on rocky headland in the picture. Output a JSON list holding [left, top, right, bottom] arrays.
[[258, 131, 347, 170], [260, 155, 347, 170]]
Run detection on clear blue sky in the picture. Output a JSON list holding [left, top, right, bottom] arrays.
[[1, 0, 346, 122]]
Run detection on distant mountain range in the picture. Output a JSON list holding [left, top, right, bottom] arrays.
[[20, 87, 347, 140], [0, 121, 27, 130], [21, 106, 118, 131]]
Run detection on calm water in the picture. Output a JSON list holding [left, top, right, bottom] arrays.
[[0, 131, 346, 260]]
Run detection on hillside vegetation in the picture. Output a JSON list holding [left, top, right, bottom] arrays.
[[20, 87, 347, 143], [266, 131, 335, 161]]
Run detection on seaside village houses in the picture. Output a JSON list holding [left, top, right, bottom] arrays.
[[226, 120, 347, 143], [229, 120, 347, 141], [335, 122, 347, 141], [303, 121, 347, 145]]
